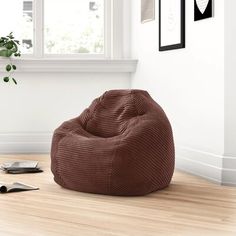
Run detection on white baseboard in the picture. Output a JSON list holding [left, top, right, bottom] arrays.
[[0, 133, 52, 154], [176, 146, 236, 186], [222, 155, 236, 186]]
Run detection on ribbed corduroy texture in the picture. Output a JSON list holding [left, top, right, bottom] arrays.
[[51, 90, 175, 196]]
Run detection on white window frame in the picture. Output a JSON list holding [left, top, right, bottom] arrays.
[[25, 0, 121, 59], [0, 0, 138, 73]]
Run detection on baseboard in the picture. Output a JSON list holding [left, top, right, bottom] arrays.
[[222, 155, 236, 186], [176, 146, 236, 186], [0, 133, 52, 154], [176, 146, 223, 184]]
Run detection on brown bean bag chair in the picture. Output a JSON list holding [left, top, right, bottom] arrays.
[[51, 90, 175, 196]]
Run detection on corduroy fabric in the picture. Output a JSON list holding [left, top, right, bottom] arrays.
[[51, 90, 175, 196]]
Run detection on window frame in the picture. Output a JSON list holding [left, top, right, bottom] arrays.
[[0, 0, 138, 73], [27, 0, 113, 59]]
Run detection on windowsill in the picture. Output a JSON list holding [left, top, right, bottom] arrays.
[[0, 58, 138, 73]]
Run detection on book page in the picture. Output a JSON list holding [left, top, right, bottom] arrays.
[[0, 182, 39, 193]]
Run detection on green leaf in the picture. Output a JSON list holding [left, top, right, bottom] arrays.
[[12, 78, 17, 85], [11, 42, 18, 53], [7, 32, 14, 39], [6, 64, 12, 72], [3, 77, 9, 82], [5, 42, 14, 50], [14, 52, 21, 57], [0, 49, 13, 57], [12, 65, 17, 70]]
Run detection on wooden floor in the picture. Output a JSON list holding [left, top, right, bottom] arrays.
[[0, 155, 236, 236]]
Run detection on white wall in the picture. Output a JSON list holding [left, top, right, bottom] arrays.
[[0, 72, 130, 153], [223, 0, 236, 184], [130, 0, 230, 183], [224, 0, 236, 157]]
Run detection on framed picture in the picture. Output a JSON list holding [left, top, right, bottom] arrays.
[[159, 0, 185, 51], [141, 0, 155, 24], [194, 0, 213, 21]]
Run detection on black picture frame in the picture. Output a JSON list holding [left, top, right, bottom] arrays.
[[194, 0, 213, 21], [159, 0, 185, 51]]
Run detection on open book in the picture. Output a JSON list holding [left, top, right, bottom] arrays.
[[0, 182, 39, 193]]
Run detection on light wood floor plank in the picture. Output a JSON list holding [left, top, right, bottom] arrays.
[[0, 155, 236, 236]]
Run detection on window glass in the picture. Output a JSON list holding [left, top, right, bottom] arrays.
[[0, 0, 34, 54], [44, 0, 104, 54]]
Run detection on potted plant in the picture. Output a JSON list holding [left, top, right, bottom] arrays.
[[0, 32, 21, 84]]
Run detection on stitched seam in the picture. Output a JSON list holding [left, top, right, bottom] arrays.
[[85, 97, 106, 130]]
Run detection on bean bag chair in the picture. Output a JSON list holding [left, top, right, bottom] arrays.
[[51, 90, 175, 196]]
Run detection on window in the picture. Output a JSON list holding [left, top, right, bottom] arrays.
[[0, 0, 108, 58], [44, 0, 104, 55], [0, 0, 34, 54]]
